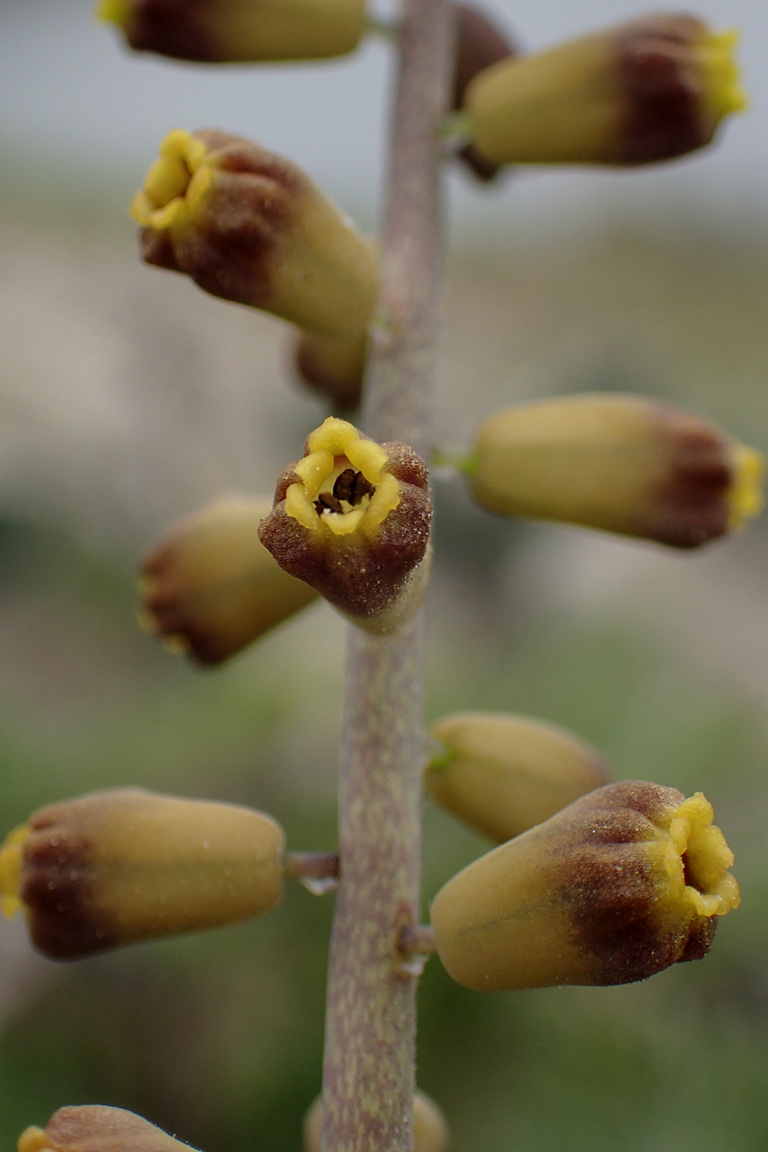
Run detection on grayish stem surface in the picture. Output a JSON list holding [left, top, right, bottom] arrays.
[[320, 0, 454, 1148]]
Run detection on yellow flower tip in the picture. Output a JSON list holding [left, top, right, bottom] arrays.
[[662, 792, 740, 919], [95, 0, 129, 28], [130, 129, 210, 230], [17, 1128, 53, 1152], [700, 29, 748, 121], [0, 824, 29, 920], [286, 418, 400, 538], [728, 444, 765, 530]]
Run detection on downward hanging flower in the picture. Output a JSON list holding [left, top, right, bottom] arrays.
[[131, 129, 379, 339], [1, 789, 285, 959], [461, 14, 746, 166], [465, 393, 763, 548], [258, 417, 432, 632], [98, 0, 366, 63], [430, 781, 740, 991]]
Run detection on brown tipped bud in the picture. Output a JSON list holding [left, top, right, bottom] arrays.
[[0, 790, 284, 960], [467, 393, 764, 548], [19, 1105, 199, 1152], [303, 1091, 449, 1152], [98, 0, 365, 63], [451, 4, 519, 182], [130, 129, 379, 340], [430, 781, 740, 992], [426, 712, 612, 842], [258, 417, 432, 632], [139, 494, 318, 665], [463, 14, 746, 167], [293, 330, 368, 412]]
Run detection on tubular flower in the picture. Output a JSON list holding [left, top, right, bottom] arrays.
[[258, 417, 432, 632], [430, 781, 740, 992], [466, 393, 764, 548], [426, 712, 612, 842], [0, 789, 284, 960], [139, 493, 318, 665], [98, 0, 366, 63], [304, 1090, 450, 1152], [462, 14, 746, 167], [19, 1105, 200, 1152], [130, 129, 379, 339]]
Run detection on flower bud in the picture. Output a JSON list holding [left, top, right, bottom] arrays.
[[98, 0, 365, 63], [139, 494, 318, 665], [467, 393, 764, 548], [430, 781, 739, 992], [131, 129, 379, 340], [303, 1090, 449, 1152], [451, 4, 519, 182], [258, 417, 432, 631], [0, 789, 284, 959], [463, 15, 746, 166], [426, 711, 612, 842], [293, 330, 368, 411], [19, 1105, 199, 1152]]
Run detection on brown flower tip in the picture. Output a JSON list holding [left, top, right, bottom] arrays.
[[304, 1090, 449, 1152], [98, 0, 366, 63], [426, 711, 612, 842], [463, 13, 746, 167], [467, 393, 763, 549], [258, 417, 432, 631], [19, 1105, 198, 1151], [292, 330, 368, 412], [139, 494, 318, 666], [430, 781, 739, 992], [130, 129, 379, 339], [2, 789, 284, 960], [451, 4, 519, 182]]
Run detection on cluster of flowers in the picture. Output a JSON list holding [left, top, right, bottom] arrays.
[[2, 0, 761, 1148]]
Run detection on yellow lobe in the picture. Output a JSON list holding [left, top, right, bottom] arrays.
[[17, 1129, 56, 1152], [95, 0, 130, 27], [728, 444, 765, 529], [663, 792, 740, 918], [699, 29, 749, 121], [129, 130, 210, 230], [0, 824, 29, 919]]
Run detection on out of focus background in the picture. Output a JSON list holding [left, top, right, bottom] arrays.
[[2, 1, 768, 1150]]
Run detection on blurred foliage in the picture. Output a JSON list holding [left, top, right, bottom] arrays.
[[2, 186, 768, 1152]]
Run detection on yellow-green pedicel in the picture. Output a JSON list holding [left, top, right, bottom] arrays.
[[467, 393, 763, 548], [258, 417, 432, 631], [19, 1105, 199, 1152], [131, 129, 379, 339], [463, 14, 745, 166], [140, 493, 318, 665], [99, 0, 366, 62], [430, 781, 739, 991], [1, 790, 284, 959], [426, 712, 612, 842], [303, 1090, 449, 1152]]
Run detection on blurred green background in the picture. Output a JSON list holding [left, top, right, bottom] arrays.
[[3, 1, 768, 1138]]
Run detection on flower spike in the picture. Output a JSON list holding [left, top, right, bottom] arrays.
[[430, 781, 740, 991], [258, 417, 432, 632], [131, 129, 379, 340]]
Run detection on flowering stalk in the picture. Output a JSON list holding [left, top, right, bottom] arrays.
[[319, 1, 453, 1150]]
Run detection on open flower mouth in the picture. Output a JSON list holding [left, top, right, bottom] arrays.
[[284, 419, 400, 537], [660, 792, 740, 918], [129, 129, 211, 230]]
